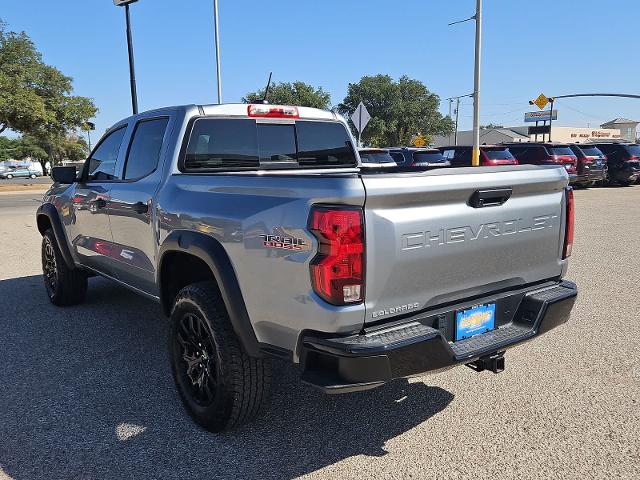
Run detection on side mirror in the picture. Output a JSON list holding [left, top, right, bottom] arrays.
[[51, 166, 77, 184]]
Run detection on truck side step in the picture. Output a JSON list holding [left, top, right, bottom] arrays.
[[466, 352, 505, 374]]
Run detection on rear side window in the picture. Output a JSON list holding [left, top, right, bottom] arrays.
[[183, 118, 356, 171], [390, 151, 408, 165], [484, 148, 515, 160], [124, 118, 169, 180], [86, 127, 127, 181]]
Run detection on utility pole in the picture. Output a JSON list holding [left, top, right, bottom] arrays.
[[448, 98, 453, 144], [471, 0, 482, 166], [446, 93, 473, 146], [213, 0, 222, 104], [454, 98, 461, 145]]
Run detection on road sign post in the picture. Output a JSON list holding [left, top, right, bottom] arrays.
[[350, 102, 371, 148]]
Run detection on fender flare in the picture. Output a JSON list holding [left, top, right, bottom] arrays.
[[36, 203, 76, 270], [157, 230, 261, 357]]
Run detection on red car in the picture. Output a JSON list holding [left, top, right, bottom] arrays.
[[438, 145, 519, 166], [503, 142, 578, 182]]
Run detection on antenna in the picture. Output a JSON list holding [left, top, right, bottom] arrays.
[[262, 72, 273, 104]]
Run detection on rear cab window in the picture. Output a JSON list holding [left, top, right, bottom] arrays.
[[183, 118, 356, 171], [483, 148, 515, 160], [623, 144, 640, 157], [412, 151, 446, 165], [546, 146, 574, 156], [359, 151, 395, 164], [576, 146, 604, 158]]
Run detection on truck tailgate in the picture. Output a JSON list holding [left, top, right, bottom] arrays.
[[361, 165, 568, 323]]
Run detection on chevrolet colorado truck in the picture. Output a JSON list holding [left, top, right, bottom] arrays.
[[37, 103, 577, 432]]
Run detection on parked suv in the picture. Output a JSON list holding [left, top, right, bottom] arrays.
[[504, 143, 578, 184], [387, 147, 450, 168], [567, 144, 607, 187], [439, 145, 519, 167], [37, 103, 577, 432], [358, 148, 397, 169], [591, 142, 640, 186], [0, 167, 41, 179]]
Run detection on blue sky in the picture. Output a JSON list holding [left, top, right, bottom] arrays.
[[2, 0, 639, 138]]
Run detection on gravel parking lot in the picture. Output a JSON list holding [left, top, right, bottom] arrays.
[[0, 187, 638, 480]]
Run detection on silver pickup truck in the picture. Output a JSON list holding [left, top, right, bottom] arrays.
[[37, 103, 577, 432]]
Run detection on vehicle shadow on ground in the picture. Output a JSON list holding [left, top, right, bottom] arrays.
[[0, 275, 454, 480]]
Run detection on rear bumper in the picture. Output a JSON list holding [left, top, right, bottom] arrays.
[[300, 280, 577, 393]]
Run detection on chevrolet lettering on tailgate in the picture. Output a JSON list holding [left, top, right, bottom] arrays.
[[401, 214, 558, 250]]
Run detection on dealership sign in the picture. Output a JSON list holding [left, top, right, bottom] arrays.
[[524, 110, 558, 123]]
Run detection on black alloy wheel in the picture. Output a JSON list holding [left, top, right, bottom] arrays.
[[175, 312, 218, 405], [42, 235, 58, 296]]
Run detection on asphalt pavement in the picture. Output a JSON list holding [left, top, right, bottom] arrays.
[[0, 187, 638, 479]]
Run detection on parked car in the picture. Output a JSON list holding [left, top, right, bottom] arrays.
[[358, 148, 397, 169], [590, 142, 640, 186], [504, 143, 578, 183], [38, 103, 577, 432], [387, 147, 450, 168], [0, 167, 41, 179], [438, 145, 519, 167], [567, 144, 607, 187]]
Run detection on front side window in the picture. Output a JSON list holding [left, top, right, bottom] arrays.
[[124, 118, 169, 180], [86, 127, 127, 181]]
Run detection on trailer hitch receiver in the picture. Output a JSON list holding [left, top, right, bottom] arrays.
[[466, 352, 505, 374]]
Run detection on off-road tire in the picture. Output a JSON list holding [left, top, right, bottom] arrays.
[[41, 229, 88, 306], [169, 281, 271, 432]]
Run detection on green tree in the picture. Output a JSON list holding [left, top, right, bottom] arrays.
[[0, 135, 21, 161], [480, 123, 504, 129], [0, 20, 97, 140], [243, 81, 331, 109], [337, 74, 453, 147]]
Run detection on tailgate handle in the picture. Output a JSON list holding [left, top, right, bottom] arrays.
[[469, 188, 512, 208]]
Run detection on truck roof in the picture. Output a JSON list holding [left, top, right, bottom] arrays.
[[109, 103, 342, 132]]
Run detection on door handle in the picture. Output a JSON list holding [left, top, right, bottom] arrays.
[[132, 201, 149, 214], [469, 188, 512, 208]]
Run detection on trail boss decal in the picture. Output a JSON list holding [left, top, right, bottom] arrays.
[[260, 234, 306, 251]]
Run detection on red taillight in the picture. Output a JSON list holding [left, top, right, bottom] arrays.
[[309, 207, 364, 305], [563, 187, 574, 259], [247, 104, 299, 118]]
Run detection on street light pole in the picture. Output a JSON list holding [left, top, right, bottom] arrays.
[[213, 0, 222, 104], [471, 0, 482, 166], [114, 1, 139, 115]]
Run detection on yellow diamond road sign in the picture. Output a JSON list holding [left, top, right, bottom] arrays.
[[412, 135, 426, 147], [534, 93, 549, 110]]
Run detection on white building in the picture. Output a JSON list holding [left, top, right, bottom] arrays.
[[600, 118, 638, 142], [432, 125, 622, 147]]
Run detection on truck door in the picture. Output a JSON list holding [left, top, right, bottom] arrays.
[[70, 126, 127, 277], [106, 116, 170, 295]]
